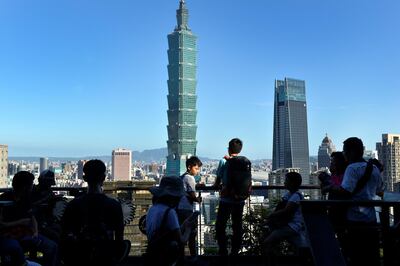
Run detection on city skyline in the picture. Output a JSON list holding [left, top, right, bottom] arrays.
[[1, 0, 399, 159]]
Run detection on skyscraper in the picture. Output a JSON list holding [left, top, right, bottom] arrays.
[[112, 148, 132, 181], [0, 145, 8, 188], [318, 134, 336, 169], [166, 0, 198, 176], [272, 78, 310, 182], [377, 134, 400, 192], [77, 160, 87, 179], [40, 157, 48, 173]]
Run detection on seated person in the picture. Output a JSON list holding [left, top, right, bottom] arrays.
[[32, 170, 62, 242], [61, 160, 128, 265], [146, 176, 195, 266], [263, 172, 306, 255], [0, 171, 58, 266]]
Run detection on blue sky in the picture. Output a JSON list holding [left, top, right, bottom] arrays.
[[0, 0, 399, 159]]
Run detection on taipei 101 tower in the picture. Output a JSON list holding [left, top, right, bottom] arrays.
[[166, 0, 198, 176]]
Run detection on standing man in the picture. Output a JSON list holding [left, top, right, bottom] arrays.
[[213, 138, 252, 256], [326, 137, 384, 265], [177, 156, 202, 256]]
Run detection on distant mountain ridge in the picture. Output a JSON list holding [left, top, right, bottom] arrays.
[[10, 148, 281, 163], [9, 147, 213, 163]]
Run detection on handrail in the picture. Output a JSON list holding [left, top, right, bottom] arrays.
[[0, 185, 321, 193]]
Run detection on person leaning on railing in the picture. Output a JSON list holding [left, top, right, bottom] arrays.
[[323, 137, 384, 266], [176, 156, 203, 257]]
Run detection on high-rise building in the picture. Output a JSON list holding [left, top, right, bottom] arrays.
[[8, 162, 18, 176], [166, 0, 198, 176], [318, 134, 336, 169], [272, 78, 310, 182], [0, 145, 8, 188], [112, 148, 132, 181], [377, 134, 400, 192], [40, 157, 48, 173], [77, 160, 87, 180]]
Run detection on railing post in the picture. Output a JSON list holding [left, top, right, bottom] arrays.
[[248, 194, 252, 253], [381, 205, 393, 265], [198, 190, 202, 255]]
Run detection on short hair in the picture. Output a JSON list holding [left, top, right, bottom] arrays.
[[186, 156, 202, 169], [12, 171, 34, 192], [83, 159, 106, 184], [343, 137, 364, 158], [229, 138, 243, 154], [286, 172, 302, 188]]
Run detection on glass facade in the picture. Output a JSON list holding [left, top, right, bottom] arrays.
[[272, 78, 310, 182], [166, 0, 198, 176]]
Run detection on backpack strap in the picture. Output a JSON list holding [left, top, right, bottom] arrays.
[[352, 161, 374, 196]]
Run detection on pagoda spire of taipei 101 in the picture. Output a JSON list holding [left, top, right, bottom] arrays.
[[166, 0, 198, 176]]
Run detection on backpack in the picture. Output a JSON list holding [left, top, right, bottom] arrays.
[[226, 156, 252, 200], [77, 197, 111, 241], [145, 208, 180, 266]]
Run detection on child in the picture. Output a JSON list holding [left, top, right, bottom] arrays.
[[177, 156, 202, 256], [263, 172, 306, 256]]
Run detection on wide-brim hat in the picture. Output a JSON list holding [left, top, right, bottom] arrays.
[[149, 176, 184, 198]]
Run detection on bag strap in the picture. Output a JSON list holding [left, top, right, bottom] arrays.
[[352, 161, 374, 196]]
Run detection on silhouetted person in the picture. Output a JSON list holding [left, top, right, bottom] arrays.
[[146, 176, 196, 266], [32, 170, 62, 242], [325, 137, 384, 266], [61, 159, 127, 265], [319, 151, 348, 198], [214, 138, 252, 256], [0, 171, 58, 266], [263, 172, 306, 260]]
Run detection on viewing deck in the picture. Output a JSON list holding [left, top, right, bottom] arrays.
[[2, 185, 400, 265]]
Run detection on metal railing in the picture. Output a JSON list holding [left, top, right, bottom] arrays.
[[0, 185, 320, 256], [3, 185, 400, 265]]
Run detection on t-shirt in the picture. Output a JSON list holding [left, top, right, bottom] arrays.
[[341, 162, 384, 222], [282, 191, 304, 233], [178, 173, 196, 211], [146, 203, 180, 242], [62, 193, 124, 240]]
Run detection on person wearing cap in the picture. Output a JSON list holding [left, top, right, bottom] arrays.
[[145, 176, 195, 266], [32, 170, 62, 242]]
